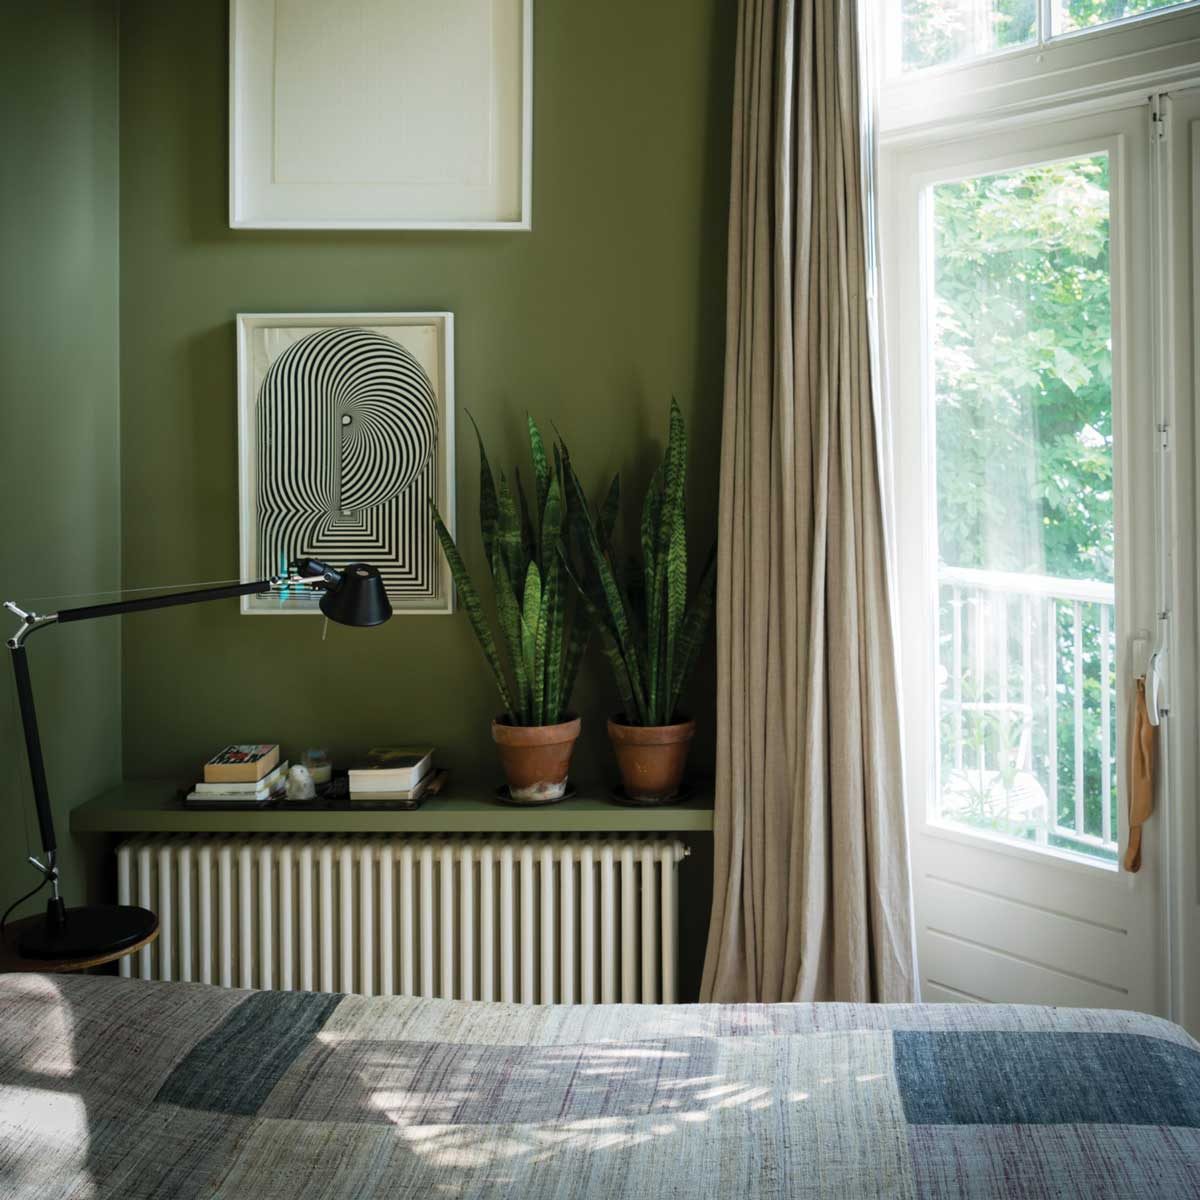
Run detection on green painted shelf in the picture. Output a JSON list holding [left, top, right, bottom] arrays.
[[70, 780, 715, 835]]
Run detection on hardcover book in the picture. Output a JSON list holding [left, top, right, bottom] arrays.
[[192, 762, 288, 796], [348, 746, 434, 790], [348, 768, 447, 809], [203, 743, 280, 783], [183, 780, 287, 809]]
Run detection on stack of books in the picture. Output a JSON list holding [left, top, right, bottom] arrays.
[[348, 745, 435, 804], [184, 744, 287, 808]]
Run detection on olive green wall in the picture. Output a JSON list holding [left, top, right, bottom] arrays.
[[0, 3, 122, 913], [117, 2, 733, 792]]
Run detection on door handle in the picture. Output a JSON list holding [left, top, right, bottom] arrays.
[[1147, 644, 1166, 726]]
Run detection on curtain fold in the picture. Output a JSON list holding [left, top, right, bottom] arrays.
[[701, 0, 918, 1004]]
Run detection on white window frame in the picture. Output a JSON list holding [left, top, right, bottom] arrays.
[[875, 0, 1200, 138], [884, 0, 1200, 81]]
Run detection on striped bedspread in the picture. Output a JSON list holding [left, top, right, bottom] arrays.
[[2, 974, 1199, 1198]]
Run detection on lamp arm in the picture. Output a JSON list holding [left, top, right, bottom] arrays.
[[54, 577, 277, 626], [2, 559, 337, 920], [4, 560, 338, 648]]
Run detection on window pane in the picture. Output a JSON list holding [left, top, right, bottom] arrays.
[[929, 154, 1117, 864], [900, 0, 1036, 71], [1054, 0, 1187, 34]]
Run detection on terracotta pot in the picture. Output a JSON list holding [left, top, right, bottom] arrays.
[[607, 716, 696, 803], [492, 715, 582, 803]]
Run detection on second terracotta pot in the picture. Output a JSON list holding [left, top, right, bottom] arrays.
[[492, 715, 581, 803], [607, 716, 696, 803]]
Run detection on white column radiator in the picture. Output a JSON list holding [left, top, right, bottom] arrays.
[[116, 835, 688, 1004]]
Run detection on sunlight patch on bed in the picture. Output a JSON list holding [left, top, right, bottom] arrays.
[[0, 1086, 92, 1197], [2, 977, 77, 1078]]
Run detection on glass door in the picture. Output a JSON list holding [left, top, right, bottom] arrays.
[[883, 103, 1164, 1011], [928, 151, 1119, 864]]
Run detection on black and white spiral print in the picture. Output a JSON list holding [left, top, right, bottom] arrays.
[[257, 326, 441, 602]]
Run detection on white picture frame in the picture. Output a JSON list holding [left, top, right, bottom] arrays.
[[229, 0, 533, 230], [236, 312, 456, 615]]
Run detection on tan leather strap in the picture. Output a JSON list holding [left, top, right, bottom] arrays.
[[1124, 676, 1155, 874]]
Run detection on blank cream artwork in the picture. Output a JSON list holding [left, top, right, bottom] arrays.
[[230, 0, 532, 229]]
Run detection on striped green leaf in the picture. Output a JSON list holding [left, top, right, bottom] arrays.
[[640, 464, 663, 583], [560, 552, 638, 722], [532, 563, 550, 725], [661, 399, 687, 556], [663, 494, 688, 723], [466, 412, 500, 570], [528, 415, 550, 523], [555, 449, 591, 715], [521, 560, 541, 693], [513, 466, 537, 564], [598, 472, 620, 548], [430, 501, 518, 720], [597, 630, 638, 724], [495, 475, 525, 596], [669, 544, 715, 720], [540, 477, 564, 571], [561, 450, 610, 609], [641, 465, 665, 722], [560, 605, 589, 717], [491, 542, 530, 723], [543, 557, 566, 723], [538, 478, 566, 724], [657, 401, 688, 723], [562, 466, 648, 722]]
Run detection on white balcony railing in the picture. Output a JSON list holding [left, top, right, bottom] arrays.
[[936, 565, 1118, 862]]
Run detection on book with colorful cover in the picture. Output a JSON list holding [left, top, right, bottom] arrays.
[[203, 744, 279, 783]]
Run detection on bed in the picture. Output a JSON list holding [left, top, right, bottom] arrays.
[[2, 973, 1199, 1198]]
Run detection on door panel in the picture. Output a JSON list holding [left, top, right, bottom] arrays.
[[882, 103, 1164, 1014], [920, 925, 1132, 1008], [922, 874, 1127, 980]]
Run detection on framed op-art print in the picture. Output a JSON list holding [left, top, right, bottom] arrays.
[[236, 312, 455, 615], [229, 0, 533, 230]]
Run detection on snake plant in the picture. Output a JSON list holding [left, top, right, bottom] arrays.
[[561, 399, 716, 727], [431, 415, 588, 727]]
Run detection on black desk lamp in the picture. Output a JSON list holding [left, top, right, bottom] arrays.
[[4, 557, 390, 959]]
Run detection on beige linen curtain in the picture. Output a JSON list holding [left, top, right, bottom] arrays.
[[701, 0, 917, 1003]]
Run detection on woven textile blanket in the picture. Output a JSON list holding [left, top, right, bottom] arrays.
[[2, 974, 1200, 1198]]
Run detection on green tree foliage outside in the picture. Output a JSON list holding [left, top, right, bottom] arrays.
[[933, 155, 1112, 581], [901, 0, 1183, 71], [929, 151, 1118, 858]]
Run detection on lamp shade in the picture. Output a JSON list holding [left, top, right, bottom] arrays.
[[319, 563, 392, 627]]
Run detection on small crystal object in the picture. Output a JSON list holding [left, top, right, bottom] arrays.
[[302, 748, 333, 794], [287, 763, 317, 801]]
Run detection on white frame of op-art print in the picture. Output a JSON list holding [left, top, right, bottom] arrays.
[[229, 0, 533, 230], [236, 312, 456, 616]]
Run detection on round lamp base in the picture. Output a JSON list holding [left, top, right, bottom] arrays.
[[17, 904, 158, 961]]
